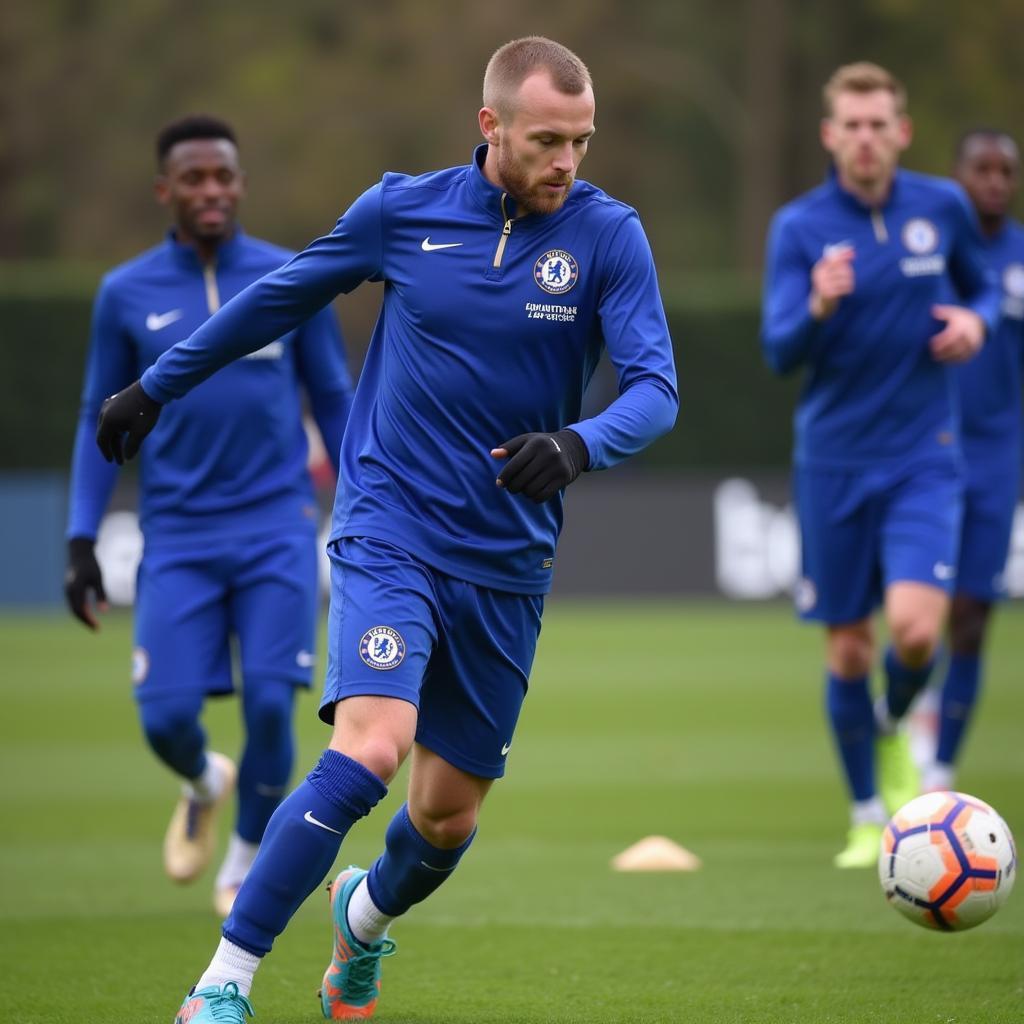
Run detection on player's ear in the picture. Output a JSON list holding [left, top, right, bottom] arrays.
[[897, 115, 913, 150], [479, 107, 500, 146], [154, 174, 171, 208], [819, 117, 835, 154]]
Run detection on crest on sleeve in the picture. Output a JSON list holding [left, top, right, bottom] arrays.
[[534, 249, 579, 295]]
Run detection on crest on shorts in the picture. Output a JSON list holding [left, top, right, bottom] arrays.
[[534, 249, 579, 295], [359, 626, 406, 671], [132, 646, 149, 685], [793, 577, 817, 613], [901, 218, 939, 255]]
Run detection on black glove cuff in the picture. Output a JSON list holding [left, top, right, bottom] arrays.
[[68, 536, 96, 560], [133, 380, 163, 414], [554, 428, 589, 475]]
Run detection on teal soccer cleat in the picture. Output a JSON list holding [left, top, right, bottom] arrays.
[[174, 982, 254, 1023], [320, 867, 397, 1020]]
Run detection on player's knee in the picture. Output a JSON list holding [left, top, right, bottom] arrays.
[[890, 616, 941, 667], [138, 699, 200, 758], [949, 599, 989, 656], [827, 631, 873, 678], [413, 806, 479, 850], [243, 680, 295, 748], [343, 737, 405, 784]]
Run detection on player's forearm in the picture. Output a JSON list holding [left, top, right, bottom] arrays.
[[309, 389, 352, 476], [761, 305, 822, 374], [568, 375, 678, 471], [964, 283, 1002, 339], [67, 409, 119, 539]]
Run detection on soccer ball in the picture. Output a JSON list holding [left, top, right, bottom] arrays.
[[879, 791, 1016, 931]]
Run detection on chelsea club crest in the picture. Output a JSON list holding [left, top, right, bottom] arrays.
[[534, 249, 579, 295], [359, 626, 406, 671]]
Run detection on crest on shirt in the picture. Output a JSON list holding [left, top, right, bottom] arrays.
[[901, 218, 939, 255], [534, 249, 579, 295], [359, 626, 406, 671], [1003, 263, 1024, 299]]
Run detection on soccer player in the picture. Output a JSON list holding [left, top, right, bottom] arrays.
[[760, 63, 1001, 868], [64, 115, 353, 916], [94, 37, 677, 1024], [920, 130, 1024, 793]]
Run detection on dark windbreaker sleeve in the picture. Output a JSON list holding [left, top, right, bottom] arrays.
[[946, 184, 1002, 336], [66, 277, 133, 539], [760, 209, 825, 375], [567, 212, 678, 470], [294, 303, 354, 476], [141, 184, 384, 404]]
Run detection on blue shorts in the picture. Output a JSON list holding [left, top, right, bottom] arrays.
[[133, 527, 319, 703], [794, 461, 964, 625], [321, 537, 544, 779], [957, 451, 1020, 601]]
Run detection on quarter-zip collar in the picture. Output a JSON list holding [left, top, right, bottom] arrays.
[[163, 227, 246, 271], [465, 144, 572, 229], [825, 163, 903, 216]]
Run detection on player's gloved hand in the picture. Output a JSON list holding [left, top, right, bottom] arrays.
[[96, 380, 162, 464], [64, 536, 108, 631], [491, 429, 589, 504]]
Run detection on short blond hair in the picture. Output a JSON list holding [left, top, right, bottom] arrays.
[[823, 62, 906, 117], [483, 36, 591, 119]]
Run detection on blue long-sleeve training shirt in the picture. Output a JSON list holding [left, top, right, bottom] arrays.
[[68, 229, 353, 541], [955, 218, 1024, 468], [760, 168, 1002, 469], [142, 146, 679, 593]]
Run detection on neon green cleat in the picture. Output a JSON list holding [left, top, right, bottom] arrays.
[[319, 867, 397, 1020], [833, 822, 884, 869], [877, 731, 921, 815], [174, 982, 254, 1023]]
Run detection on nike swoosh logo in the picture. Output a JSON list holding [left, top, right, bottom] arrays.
[[304, 810, 343, 834], [421, 237, 464, 252], [146, 309, 184, 331], [501, 742, 512, 756], [419, 860, 455, 872]]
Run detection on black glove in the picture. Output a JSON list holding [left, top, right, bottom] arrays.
[[64, 537, 107, 630], [96, 380, 162, 464], [493, 429, 589, 503]]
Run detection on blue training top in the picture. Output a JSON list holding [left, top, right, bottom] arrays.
[[760, 168, 1002, 470], [141, 146, 679, 593], [68, 229, 353, 541], [955, 217, 1024, 470]]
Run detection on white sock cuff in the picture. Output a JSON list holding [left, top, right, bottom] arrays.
[[196, 938, 261, 997]]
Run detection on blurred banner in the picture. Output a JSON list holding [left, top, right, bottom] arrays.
[[4, 471, 1022, 605]]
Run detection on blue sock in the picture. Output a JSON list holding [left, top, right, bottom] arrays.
[[236, 678, 296, 843], [884, 646, 936, 721], [936, 653, 982, 766], [826, 672, 875, 801], [367, 803, 476, 917], [224, 749, 387, 957], [137, 692, 207, 780]]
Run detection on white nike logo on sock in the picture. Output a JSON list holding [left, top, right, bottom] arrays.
[[304, 810, 343, 835], [419, 860, 454, 872]]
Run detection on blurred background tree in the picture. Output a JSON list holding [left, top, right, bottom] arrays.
[[3, 0, 1022, 272], [1, 0, 1023, 471]]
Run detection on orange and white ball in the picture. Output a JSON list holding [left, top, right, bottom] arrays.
[[879, 791, 1016, 931]]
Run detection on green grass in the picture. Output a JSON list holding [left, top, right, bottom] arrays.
[[2, 601, 1022, 1023]]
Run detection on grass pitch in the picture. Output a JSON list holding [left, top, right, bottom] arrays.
[[2, 601, 1022, 1023]]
